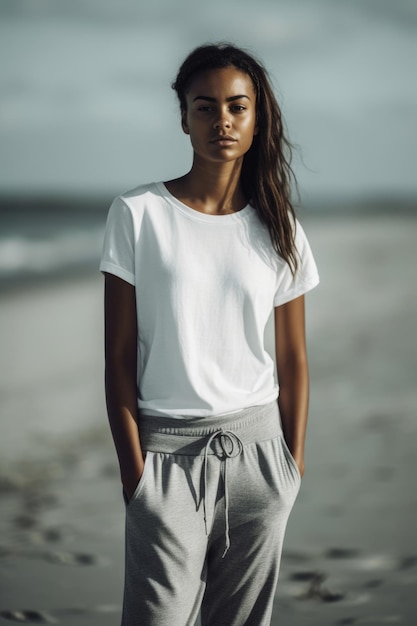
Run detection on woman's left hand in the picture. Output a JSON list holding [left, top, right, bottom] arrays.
[[292, 452, 305, 478]]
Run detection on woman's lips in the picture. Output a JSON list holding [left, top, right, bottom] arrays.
[[210, 136, 237, 145]]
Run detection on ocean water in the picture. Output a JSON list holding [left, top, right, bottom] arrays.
[[0, 199, 109, 288]]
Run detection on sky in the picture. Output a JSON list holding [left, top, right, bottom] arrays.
[[0, 0, 416, 200]]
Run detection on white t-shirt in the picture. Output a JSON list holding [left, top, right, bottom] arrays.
[[100, 182, 319, 418]]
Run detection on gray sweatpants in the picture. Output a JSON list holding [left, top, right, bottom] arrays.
[[122, 401, 301, 626]]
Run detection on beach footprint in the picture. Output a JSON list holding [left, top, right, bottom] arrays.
[[0, 606, 120, 624], [282, 545, 417, 625], [290, 570, 345, 603], [43, 550, 98, 566], [0, 610, 56, 624]]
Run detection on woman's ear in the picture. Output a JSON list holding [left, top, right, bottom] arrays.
[[181, 110, 190, 135]]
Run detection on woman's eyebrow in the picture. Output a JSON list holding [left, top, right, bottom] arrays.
[[192, 95, 251, 103]]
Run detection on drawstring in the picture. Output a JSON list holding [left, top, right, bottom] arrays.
[[202, 429, 244, 558]]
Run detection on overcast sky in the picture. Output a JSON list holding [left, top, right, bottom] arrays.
[[1, 0, 416, 199]]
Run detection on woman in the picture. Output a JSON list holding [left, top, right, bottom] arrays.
[[100, 43, 319, 626]]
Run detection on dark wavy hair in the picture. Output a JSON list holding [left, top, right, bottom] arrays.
[[172, 42, 298, 274]]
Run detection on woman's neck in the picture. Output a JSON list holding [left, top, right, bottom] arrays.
[[165, 159, 247, 215]]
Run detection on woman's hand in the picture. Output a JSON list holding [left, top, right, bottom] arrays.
[[122, 453, 147, 501], [292, 451, 305, 478], [123, 473, 142, 503]]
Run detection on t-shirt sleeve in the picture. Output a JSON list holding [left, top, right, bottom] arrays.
[[273, 220, 319, 307], [99, 196, 136, 285]]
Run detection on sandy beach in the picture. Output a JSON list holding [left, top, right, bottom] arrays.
[[1, 213, 416, 625]]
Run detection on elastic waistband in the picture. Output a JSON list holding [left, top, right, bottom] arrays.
[[138, 401, 281, 455]]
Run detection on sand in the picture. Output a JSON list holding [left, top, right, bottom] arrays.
[[1, 214, 416, 625]]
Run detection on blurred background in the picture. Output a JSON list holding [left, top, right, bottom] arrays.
[[1, 1, 417, 624], [0, 0, 416, 287]]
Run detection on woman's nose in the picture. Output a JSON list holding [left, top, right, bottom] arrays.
[[213, 115, 231, 130]]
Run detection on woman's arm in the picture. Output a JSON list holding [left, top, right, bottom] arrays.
[[104, 273, 145, 500], [274, 294, 309, 477]]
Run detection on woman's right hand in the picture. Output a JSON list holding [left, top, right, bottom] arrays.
[[123, 474, 142, 503], [122, 453, 146, 502]]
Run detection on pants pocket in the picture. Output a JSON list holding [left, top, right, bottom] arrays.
[[279, 434, 301, 483], [124, 452, 152, 507]]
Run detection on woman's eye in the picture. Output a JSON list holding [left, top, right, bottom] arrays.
[[231, 105, 246, 112], [198, 106, 215, 112]]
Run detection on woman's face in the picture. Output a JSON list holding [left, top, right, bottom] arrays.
[[182, 66, 258, 165]]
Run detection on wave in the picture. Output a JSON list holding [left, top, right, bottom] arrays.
[[0, 199, 109, 287], [0, 227, 104, 281]]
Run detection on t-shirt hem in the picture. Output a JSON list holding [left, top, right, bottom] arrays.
[[100, 261, 135, 286], [273, 274, 320, 307], [138, 391, 279, 418]]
